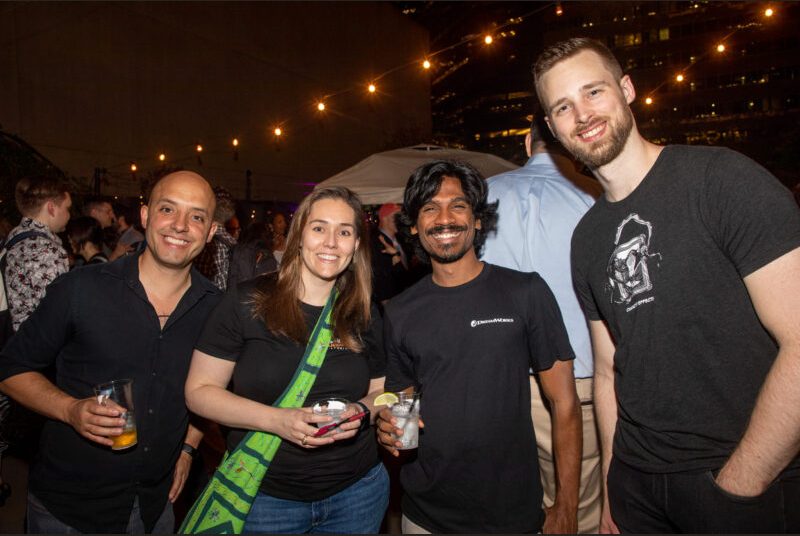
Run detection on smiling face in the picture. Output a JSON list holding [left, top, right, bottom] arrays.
[[140, 172, 216, 270], [539, 50, 636, 169], [412, 176, 481, 265], [299, 198, 359, 285]]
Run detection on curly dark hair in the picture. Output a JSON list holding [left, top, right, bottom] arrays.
[[399, 159, 498, 264]]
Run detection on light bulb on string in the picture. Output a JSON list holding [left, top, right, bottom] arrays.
[[196, 144, 203, 153], [645, 97, 653, 105], [368, 83, 377, 93], [158, 153, 166, 162], [676, 74, 685, 82], [555, 2, 563, 16], [484, 35, 493, 45], [716, 44, 725, 53], [274, 127, 282, 137], [422, 59, 431, 69], [232, 138, 239, 147], [317, 102, 326, 111], [130, 162, 137, 172], [764, 7, 774, 17]]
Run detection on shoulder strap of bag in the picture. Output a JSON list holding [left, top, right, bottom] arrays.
[[180, 288, 338, 534]]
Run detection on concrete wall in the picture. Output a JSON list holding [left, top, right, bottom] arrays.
[[0, 2, 431, 200]]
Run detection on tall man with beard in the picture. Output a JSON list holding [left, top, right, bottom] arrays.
[[0, 171, 221, 533], [535, 38, 800, 533], [376, 160, 581, 533]]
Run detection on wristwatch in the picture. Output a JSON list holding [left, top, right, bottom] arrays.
[[181, 443, 199, 459]]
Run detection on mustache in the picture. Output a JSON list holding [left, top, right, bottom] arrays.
[[426, 224, 468, 236]]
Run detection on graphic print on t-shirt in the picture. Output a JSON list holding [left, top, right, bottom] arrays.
[[605, 213, 662, 310]]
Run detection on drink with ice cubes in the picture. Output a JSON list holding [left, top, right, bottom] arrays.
[[391, 392, 420, 450]]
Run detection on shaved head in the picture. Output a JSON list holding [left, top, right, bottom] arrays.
[[149, 171, 215, 211]]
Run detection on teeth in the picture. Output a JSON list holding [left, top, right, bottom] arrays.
[[580, 124, 603, 138], [164, 236, 188, 245], [318, 254, 338, 260], [433, 232, 458, 239]]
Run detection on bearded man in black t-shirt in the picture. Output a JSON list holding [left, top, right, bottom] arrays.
[[376, 160, 582, 534], [535, 38, 800, 533]]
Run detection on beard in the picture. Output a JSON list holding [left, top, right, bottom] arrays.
[[566, 105, 635, 169], [422, 224, 473, 264]]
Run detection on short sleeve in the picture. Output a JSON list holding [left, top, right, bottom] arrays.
[[571, 232, 602, 321], [527, 274, 575, 372], [382, 308, 416, 392], [195, 283, 247, 361], [702, 148, 800, 277]]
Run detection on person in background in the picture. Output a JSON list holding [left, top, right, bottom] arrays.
[[226, 221, 278, 288], [66, 216, 109, 266], [185, 187, 389, 533], [225, 215, 241, 242], [370, 203, 410, 305], [114, 202, 145, 251], [482, 111, 602, 533], [194, 186, 237, 291], [267, 210, 289, 267], [0, 171, 220, 533]]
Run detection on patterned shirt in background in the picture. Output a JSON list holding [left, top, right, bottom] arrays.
[[194, 226, 237, 291], [5, 217, 69, 331]]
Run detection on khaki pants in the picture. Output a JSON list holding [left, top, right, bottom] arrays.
[[531, 375, 601, 534]]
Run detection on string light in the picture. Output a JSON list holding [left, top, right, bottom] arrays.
[[764, 7, 774, 17], [676, 74, 685, 82], [317, 102, 326, 111], [555, 2, 563, 16], [484, 35, 493, 45], [232, 138, 239, 147], [158, 153, 166, 162], [716, 43, 725, 53], [422, 59, 431, 69], [368, 83, 376, 93], [274, 127, 282, 137], [130, 163, 137, 172], [196, 144, 203, 152], [645, 97, 653, 105]]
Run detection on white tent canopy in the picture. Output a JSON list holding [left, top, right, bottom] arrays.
[[315, 144, 519, 204]]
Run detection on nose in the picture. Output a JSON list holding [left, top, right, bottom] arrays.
[[171, 211, 190, 232], [573, 100, 592, 124], [322, 228, 337, 248], [434, 207, 455, 226]]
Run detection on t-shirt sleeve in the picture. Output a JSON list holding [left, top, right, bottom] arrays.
[[364, 303, 386, 379], [0, 271, 74, 381], [527, 273, 576, 372], [382, 308, 416, 392], [195, 282, 247, 361], [702, 148, 800, 278], [570, 230, 602, 321]]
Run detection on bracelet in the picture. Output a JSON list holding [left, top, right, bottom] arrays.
[[181, 443, 199, 459], [355, 401, 371, 427]]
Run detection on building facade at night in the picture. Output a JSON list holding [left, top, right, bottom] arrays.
[[404, 1, 799, 189]]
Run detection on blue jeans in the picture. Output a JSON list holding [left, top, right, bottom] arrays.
[[243, 462, 389, 534]]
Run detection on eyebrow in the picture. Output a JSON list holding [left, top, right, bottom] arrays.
[[549, 80, 610, 112], [308, 219, 355, 227], [157, 197, 210, 215]]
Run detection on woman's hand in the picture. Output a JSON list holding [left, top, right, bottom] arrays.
[[326, 403, 367, 441], [272, 407, 335, 448]]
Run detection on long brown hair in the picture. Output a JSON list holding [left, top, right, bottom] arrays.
[[252, 187, 372, 351]]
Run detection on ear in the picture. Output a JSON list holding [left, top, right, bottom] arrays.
[[410, 225, 418, 236], [206, 222, 218, 244], [475, 218, 482, 230], [524, 133, 533, 158], [354, 237, 361, 251], [140, 205, 149, 229], [620, 74, 636, 104], [46, 199, 57, 217], [544, 115, 556, 137]]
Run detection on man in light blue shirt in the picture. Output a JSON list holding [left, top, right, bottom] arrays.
[[482, 113, 602, 533]]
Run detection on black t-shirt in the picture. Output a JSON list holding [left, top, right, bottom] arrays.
[[384, 263, 574, 533], [572, 145, 800, 473], [196, 275, 386, 501]]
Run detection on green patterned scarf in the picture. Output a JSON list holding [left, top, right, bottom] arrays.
[[179, 289, 338, 534]]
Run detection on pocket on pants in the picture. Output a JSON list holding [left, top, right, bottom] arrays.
[[697, 470, 784, 533]]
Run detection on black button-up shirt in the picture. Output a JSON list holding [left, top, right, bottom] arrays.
[[0, 253, 220, 532]]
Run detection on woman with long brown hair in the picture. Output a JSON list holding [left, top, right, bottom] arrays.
[[184, 187, 388, 533]]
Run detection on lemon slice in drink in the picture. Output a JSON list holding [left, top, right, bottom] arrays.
[[374, 392, 399, 407]]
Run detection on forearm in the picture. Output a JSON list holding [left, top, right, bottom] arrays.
[[357, 377, 387, 424], [185, 384, 284, 434], [594, 369, 618, 492], [0, 371, 77, 424], [183, 422, 203, 449], [551, 394, 582, 510], [719, 344, 800, 492]]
